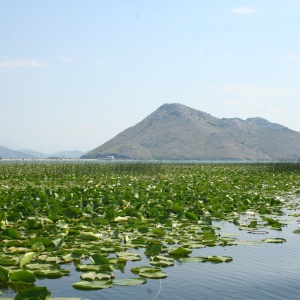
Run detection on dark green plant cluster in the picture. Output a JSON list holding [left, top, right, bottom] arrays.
[[265, 161, 300, 173]]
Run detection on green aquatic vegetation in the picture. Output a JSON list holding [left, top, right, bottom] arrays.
[[14, 286, 51, 300], [113, 277, 147, 286], [0, 162, 300, 297], [73, 280, 114, 290]]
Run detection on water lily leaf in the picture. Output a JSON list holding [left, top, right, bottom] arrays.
[[262, 238, 286, 243], [150, 256, 174, 267], [45, 256, 64, 264], [90, 254, 110, 265], [6, 247, 29, 253], [131, 266, 157, 274], [32, 242, 45, 252], [73, 280, 113, 290], [247, 230, 269, 234], [113, 261, 126, 273], [9, 270, 36, 283], [61, 254, 73, 263], [20, 252, 35, 268], [78, 232, 100, 241], [14, 286, 51, 300], [178, 257, 208, 263], [262, 217, 283, 229], [34, 268, 70, 278], [207, 256, 233, 263], [139, 269, 168, 279], [0, 266, 9, 282], [30, 237, 52, 247], [52, 238, 64, 249], [185, 211, 198, 222], [80, 272, 112, 281], [144, 244, 162, 256], [114, 216, 129, 222], [70, 249, 85, 259], [182, 242, 206, 249], [169, 247, 192, 257], [137, 225, 149, 233], [5, 240, 23, 247], [75, 264, 111, 272], [116, 251, 141, 261], [235, 240, 263, 246], [0, 256, 18, 265], [2, 227, 20, 239], [113, 278, 147, 286], [152, 228, 166, 236], [57, 220, 68, 229], [26, 263, 54, 270]]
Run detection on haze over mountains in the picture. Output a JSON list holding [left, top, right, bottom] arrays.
[[82, 103, 300, 161], [0, 146, 85, 159]]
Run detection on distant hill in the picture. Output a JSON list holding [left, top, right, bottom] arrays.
[[18, 149, 85, 159], [50, 150, 85, 158], [82, 103, 300, 161], [17, 149, 48, 158], [0, 146, 35, 159]]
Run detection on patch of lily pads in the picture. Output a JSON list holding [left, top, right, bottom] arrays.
[[0, 162, 300, 298]]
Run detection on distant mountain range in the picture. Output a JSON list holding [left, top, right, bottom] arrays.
[[0, 145, 35, 159], [0, 146, 85, 159], [82, 103, 300, 161]]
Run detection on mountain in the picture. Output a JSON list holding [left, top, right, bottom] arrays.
[[18, 149, 85, 159], [17, 149, 48, 158], [82, 103, 300, 161], [50, 150, 85, 158], [0, 145, 35, 159]]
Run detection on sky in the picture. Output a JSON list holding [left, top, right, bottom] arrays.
[[1, 0, 300, 153]]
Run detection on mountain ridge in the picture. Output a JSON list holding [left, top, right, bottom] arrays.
[[0, 147, 86, 159], [82, 103, 299, 161], [0, 145, 35, 159]]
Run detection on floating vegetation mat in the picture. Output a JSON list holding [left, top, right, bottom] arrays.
[[0, 162, 300, 299]]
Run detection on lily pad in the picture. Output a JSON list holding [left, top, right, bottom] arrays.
[[178, 257, 208, 263], [14, 286, 51, 300], [78, 232, 100, 241], [20, 252, 35, 268], [207, 256, 233, 263], [150, 255, 174, 267], [262, 238, 286, 243], [90, 254, 110, 265], [139, 269, 168, 279], [9, 269, 36, 283], [34, 268, 70, 278], [169, 247, 192, 257], [116, 251, 141, 261], [80, 272, 112, 281], [0, 266, 9, 282], [113, 278, 147, 286], [73, 280, 113, 290], [76, 264, 112, 272]]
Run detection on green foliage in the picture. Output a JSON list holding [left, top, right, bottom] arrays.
[[14, 286, 51, 300], [0, 162, 299, 297]]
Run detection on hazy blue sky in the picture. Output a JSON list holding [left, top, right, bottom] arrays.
[[1, 0, 299, 153]]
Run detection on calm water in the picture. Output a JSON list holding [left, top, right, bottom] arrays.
[[1, 210, 299, 300]]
